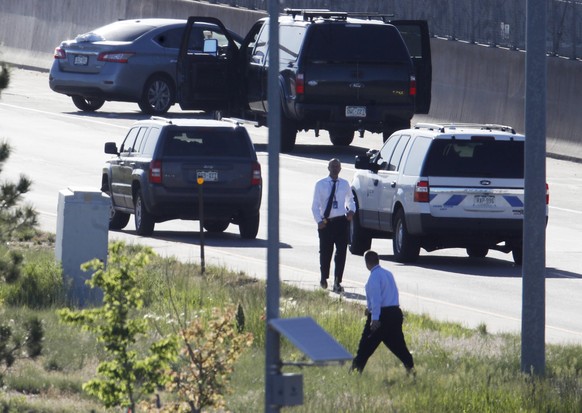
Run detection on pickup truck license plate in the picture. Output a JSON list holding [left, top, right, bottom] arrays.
[[345, 106, 366, 118], [74, 55, 88, 65], [196, 170, 218, 182], [473, 195, 496, 207]]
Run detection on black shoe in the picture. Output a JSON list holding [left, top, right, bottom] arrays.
[[333, 283, 344, 293], [320, 280, 328, 289]]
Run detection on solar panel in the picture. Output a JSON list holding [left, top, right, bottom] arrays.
[[269, 317, 353, 365]]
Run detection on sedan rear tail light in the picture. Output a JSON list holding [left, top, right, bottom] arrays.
[[54, 47, 66, 59], [149, 160, 162, 184], [97, 52, 135, 63], [251, 162, 262, 186], [409, 75, 417, 96], [414, 179, 429, 202]]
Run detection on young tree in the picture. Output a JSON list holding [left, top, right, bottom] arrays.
[[58, 242, 178, 411], [0, 62, 38, 243]]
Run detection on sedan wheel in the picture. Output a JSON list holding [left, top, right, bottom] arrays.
[[138, 75, 174, 115], [72, 95, 105, 111]]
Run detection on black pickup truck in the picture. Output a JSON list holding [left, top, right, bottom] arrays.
[[174, 10, 432, 152]]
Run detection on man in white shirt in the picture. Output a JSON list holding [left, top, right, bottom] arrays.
[[311, 158, 355, 293], [351, 250, 415, 374]]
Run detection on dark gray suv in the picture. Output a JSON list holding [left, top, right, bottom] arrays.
[[101, 117, 262, 238]]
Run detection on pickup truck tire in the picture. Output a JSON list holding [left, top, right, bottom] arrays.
[[280, 114, 297, 153], [329, 129, 355, 146], [392, 209, 420, 263], [383, 120, 411, 142], [138, 74, 174, 115], [134, 190, 155, 236], [349, 209, 372, 256], [72, 96, 105, 112], [239, 211, 260, 239], [204, 220, 230, 233], [467, 247, 489, 258]]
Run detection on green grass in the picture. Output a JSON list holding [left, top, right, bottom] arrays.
[[1, 245, 581, 412]]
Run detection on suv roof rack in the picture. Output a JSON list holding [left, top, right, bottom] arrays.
[[284, 9, 395, 23], [414, 122, 516, 134], [346, 12, 395, 22], [149, 116, 173, 124], [284, 8, 348, 21]]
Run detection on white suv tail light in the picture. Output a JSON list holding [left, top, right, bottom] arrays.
[[414, 179, 429, 202]]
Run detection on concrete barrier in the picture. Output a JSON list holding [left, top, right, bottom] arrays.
[[1, 0, 580, 161]]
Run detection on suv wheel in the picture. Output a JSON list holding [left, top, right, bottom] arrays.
[[239, 211, 260, 239], [204, 220, 230, 233], [72, 96, 105, 112], [280, 114, 297, 153], [392, 209, 420, 263], [134, 191, 155, 236], [329, 129, 354, 146], [349, 209, 371, 256], [467, 247, 489, 258], [109, 199, 130, 230], [138, 75, 174, 115], [512, 241, 523, 265]]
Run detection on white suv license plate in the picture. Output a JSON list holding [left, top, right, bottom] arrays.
[[73, 55, 88, 66], [473, 195, 496, 207], [345, 106, 366, 118], [196, 170, 218, 182]]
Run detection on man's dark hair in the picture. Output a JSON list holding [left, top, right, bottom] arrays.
[[364, 250, 379, 267]]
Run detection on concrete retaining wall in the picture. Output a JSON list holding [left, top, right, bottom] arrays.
[[1, 0, 581, 161]]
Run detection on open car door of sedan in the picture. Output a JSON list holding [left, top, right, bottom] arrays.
[[176, 17, 240, 114]]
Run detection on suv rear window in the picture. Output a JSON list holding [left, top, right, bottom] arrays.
[[422, 139, 524, 178], [162, 127, 252, 158], [302, 24, 411, 63]]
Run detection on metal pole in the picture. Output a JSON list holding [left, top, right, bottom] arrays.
[[521, 0, 546, 376], [265, 0, 281, 411], [197, 177, 205, 275]]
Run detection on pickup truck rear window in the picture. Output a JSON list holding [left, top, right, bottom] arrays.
[[422, 139, 524, 178], [302, 24, 411, 63], [162, 128, 252, 158]]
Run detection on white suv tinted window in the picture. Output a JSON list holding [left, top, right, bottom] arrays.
[[403, 136, 431, 176], [422, 139, 524, 178]]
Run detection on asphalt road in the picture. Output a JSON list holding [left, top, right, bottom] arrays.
[[1, 68, 581, 345]]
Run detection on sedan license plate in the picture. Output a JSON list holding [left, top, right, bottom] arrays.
[[473, 195, 496, 207], [74, 55, 88, 66], [196, 170, 218, 182], [345, 105, 366, 118]]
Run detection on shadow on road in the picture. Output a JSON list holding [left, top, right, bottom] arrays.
[[377, 253, 581, 279], [113, 228, 292, 249]]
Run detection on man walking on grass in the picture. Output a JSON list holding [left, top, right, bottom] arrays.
[[351, 250, 415, 375]]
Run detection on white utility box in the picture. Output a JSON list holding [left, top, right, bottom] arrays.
[[55, 187, 109, 306]]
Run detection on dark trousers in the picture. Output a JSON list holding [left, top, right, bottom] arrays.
[[318, 217, 348, 283], [352, 306, 414, 373]]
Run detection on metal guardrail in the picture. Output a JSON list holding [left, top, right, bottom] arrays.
[[206, 0, 582, 60]]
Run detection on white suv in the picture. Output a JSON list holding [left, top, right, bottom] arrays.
[[350, 123, 547, 265]]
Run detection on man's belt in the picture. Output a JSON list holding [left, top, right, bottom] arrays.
[[323, 215, 346, 224]]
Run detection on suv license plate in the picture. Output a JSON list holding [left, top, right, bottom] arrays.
[[196, 170, 218, 182], [346, 106, 366, 118], [74, 55, 88, 65], [473, 195, 496, 207]]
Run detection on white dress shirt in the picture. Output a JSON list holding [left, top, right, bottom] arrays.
[[311, 176, 356, 223], [365, 264, 400, 321]]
